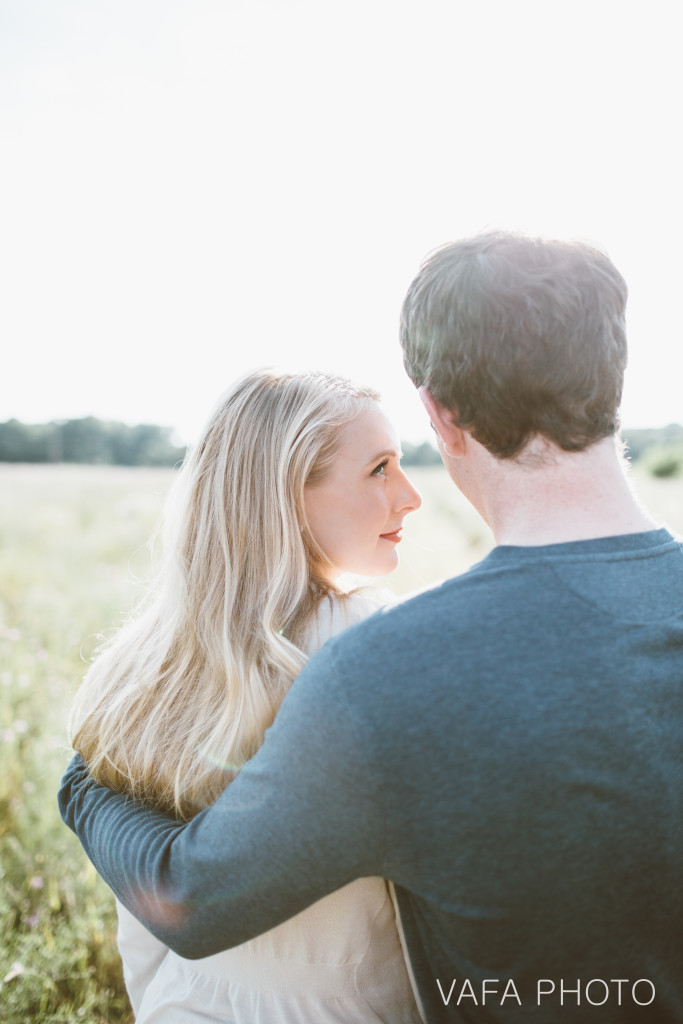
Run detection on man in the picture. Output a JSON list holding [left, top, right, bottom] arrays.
[[60, 232, 683, 1021]]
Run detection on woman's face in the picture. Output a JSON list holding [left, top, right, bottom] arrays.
[[304, 404, 422, 580]]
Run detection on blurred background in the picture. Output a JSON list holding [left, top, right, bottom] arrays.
[[1, 2, 681, 1020], [2, 0, 682, 445]]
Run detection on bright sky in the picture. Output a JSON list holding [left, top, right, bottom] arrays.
[[2, 0, 681, 445]]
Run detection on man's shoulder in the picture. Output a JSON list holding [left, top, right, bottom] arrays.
[[330, 556, 505, 654], [328, 526, 683, 660], [369, 550, 521, 620]]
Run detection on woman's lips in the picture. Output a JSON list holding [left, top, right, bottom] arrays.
[[380, 528, 403, 544]]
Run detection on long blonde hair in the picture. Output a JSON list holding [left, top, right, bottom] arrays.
[[70, 369, 379, 819]]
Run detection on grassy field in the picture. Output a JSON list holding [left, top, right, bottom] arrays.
[[1, 462, 681, 1022]]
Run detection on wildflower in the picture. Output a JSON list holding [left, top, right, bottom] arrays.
[[3, 962, 25, 983]]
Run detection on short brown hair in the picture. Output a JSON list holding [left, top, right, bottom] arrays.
[[400, 232, 628, 458]]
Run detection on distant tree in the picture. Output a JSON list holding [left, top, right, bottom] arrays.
[[644, 443, 683, 479], [401, 427, 683, 475], [3, 418, 681, 474], [401, 440, 441, 466], [0, 419, 54, 462], [622, 424, 683, 463], [0, 417, 186, 466], [60, 417, 111, 463]]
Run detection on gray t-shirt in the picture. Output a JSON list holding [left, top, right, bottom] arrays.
[[60, 528, 683, 1021]]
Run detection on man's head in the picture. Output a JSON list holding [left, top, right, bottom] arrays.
[[400, 232, 628, 459]]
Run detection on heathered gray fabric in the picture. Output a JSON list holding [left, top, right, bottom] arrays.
[[60, 528, 683, 1022]]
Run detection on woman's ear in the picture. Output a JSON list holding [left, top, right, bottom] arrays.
[[418, 387, 466, 458]]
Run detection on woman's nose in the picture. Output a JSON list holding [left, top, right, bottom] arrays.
[[396, 470, 422, 513]]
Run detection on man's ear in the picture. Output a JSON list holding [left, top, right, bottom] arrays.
[[418, 387, 466, 458]]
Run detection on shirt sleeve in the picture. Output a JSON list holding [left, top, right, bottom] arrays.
[[116, 900, 169, 1014], [58, 640, 385, 960]]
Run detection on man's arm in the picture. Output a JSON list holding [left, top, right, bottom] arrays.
[[59, 642, 385, 959]]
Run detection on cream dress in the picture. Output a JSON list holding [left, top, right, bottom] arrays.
[[116, 592, 424, 1023]]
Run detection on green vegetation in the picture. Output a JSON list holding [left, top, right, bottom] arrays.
[[0, 466, 168, 1023], [0, 419, 186, 467], [2, 420, 683, 477], [400, 440, 442, 466], [1, 463, 682, 1021], [643, 443, 683, 479], [622, 424, 683, 477]]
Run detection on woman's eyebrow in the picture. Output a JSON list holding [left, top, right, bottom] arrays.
[[365, 447, 401, 466]]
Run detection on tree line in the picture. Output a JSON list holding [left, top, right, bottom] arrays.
[[404, 427, 683, 476], [0, 417, 186, 467], [0, 418, 682, 475]]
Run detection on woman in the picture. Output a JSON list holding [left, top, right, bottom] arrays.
[[70, 368, 423, 1023]]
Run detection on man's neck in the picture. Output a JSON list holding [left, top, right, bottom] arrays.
[[472, 436, 658, 547]]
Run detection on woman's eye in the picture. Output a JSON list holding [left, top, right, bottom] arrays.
[[371, 460, 389, 477]]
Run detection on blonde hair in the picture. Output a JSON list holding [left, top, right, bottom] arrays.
[[70, 369, 379, 819]]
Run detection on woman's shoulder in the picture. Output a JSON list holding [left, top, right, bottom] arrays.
[[303, 587, 393, 655], [340, 584, 396, 623]]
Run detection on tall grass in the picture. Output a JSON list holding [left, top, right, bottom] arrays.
[[0, 466, 168, 1023], [0, 462, 681, 1021]]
